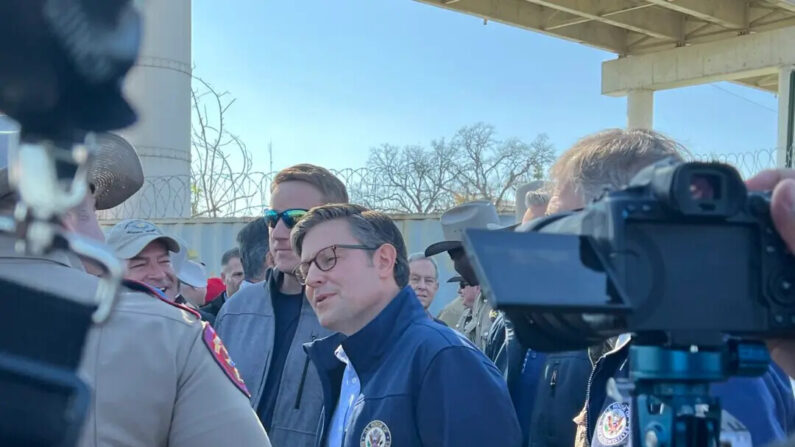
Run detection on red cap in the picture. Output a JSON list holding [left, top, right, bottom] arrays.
[[205, 277, 225, 303]]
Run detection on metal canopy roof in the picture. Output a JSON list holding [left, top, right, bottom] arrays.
[[416, 0, 795, 91]]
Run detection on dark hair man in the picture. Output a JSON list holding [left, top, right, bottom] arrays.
[[293, 204, 522, 447], [236, 217, 270, 291], [200, 247, 243, 325]]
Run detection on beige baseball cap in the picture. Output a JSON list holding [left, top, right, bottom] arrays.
[[106, 219, 180, 260]]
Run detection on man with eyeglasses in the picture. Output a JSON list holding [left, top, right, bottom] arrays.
[[214, 164, 348, 447], [292, 203, 522, 447]]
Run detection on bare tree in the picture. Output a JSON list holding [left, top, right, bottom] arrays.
[[447, 123, 554, 209], [191, 77, 261, 217], [357, 123, 554, 213], [352, 140, 458, 214]]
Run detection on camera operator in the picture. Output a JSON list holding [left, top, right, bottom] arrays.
[[0, 124, 271, 446], [748, 169, 795, 381], [533, 129, 795, 447], [751, 169, 795, 447]]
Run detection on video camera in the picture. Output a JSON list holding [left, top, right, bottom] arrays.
[[464, 159, 792, 446], [464, 158, 795, 352]]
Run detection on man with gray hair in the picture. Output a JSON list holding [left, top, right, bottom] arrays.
[[556, 130, 794, 447], [292, 203, 522, 447], [522, 190, 550, 223], [407, 252, 439, 312]]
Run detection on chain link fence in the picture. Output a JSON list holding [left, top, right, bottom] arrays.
[[97, 148, 782, 220]]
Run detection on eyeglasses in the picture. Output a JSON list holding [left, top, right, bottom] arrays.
[[458, 281, 469, 290], [263, 208, 308, 229], [294, 244, 378, 285]]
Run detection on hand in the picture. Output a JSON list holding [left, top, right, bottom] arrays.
[[747, 169, 795, 378]]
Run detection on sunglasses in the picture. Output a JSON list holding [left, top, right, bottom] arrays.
[[458, 281, 470, 290], [263, 208, 308, 229]]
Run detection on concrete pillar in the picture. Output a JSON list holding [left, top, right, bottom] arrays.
[[778, 66, 795, 168], [100, 0, 192, 219], [627, 89, 654, 129]]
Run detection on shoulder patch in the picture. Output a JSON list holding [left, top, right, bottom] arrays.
[[201, 322, 250, 397], [360, 420, 391, 447], [596, 402, 631, 446], [122, 279, 201, 319]]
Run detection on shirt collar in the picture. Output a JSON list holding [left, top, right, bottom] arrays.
[[341, 286, 425, 375], [0, 232, 85, 270], [304, 286, 426, 376]]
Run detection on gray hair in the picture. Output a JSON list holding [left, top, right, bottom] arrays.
[[291, 204, 409, 287], [407, 252, 438, 280], [550, 128, 689, 203], [525, 190, 550, 208]]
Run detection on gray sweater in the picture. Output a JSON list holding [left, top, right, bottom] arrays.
[[215, 270, 331, 447]]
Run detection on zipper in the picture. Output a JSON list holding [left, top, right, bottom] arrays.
[[294, 334, 317, 409], [583, 354, 604, 447]]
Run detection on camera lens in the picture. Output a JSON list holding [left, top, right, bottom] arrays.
[[689, 174, 722, 201]]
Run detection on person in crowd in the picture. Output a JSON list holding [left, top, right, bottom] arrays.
[[204, 276, 226, 304], [521, 190, 550, 223], [0, 124, 270, 446], [200, 247, 243, 324], [436, 276, 471, 328], [214, 164, 348, 447], [407, 252, 440, 313], [526, 128, 795, 447], [293, 203, 522, 447], [236, 217, 271, 291], [425, 200, 501, 351], [106, 219, 181, 301], [176, 259, 208, 308]]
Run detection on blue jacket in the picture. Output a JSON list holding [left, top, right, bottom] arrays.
[[304, 286, 523, 447], [584, 341, 795, 446], [489, 314, 592, 447]]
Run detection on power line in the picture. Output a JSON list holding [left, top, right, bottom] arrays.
[[710, 84, 777, 113]]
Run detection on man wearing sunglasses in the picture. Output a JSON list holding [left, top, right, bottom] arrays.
[[214, 164, 349, 447], [293, 203, 521, 447], [437, 276, 480, 329]]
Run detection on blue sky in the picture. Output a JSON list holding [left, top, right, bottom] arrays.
[[192, 0, 779, 174]]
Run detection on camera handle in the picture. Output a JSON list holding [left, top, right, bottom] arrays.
[[629, 342, 769, 447]]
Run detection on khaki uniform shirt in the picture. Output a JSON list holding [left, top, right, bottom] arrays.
[[437, 296, 467, 328], [0, 234, 271, 447], [456, 292, 497, 352]]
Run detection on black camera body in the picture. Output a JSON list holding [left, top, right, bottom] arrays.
[[464, 159, 795, 352]]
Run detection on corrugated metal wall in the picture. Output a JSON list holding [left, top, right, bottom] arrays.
[[100, 213, 516, 315]]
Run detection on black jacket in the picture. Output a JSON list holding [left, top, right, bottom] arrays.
[[199, 291, 227, 326], [488, 314, 592, 447]]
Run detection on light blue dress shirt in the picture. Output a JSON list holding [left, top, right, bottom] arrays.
[[326, 345, 361, 447]]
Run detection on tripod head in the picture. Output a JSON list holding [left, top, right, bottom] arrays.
[[627, 341, 768, 447]]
